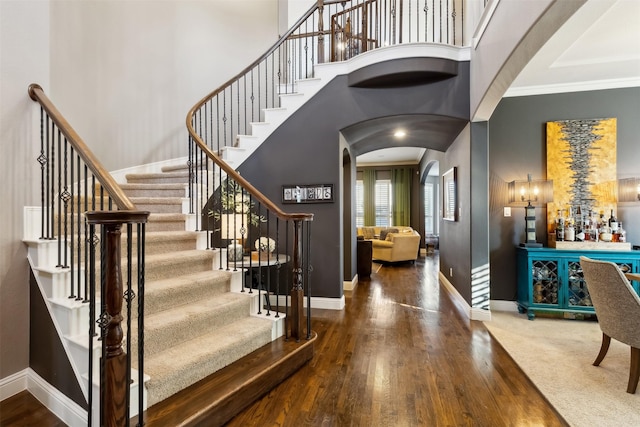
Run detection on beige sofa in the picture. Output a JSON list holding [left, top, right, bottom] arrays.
[[357, 226, 421, 263]]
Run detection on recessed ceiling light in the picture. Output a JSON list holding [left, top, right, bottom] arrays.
[[394, 130, 406, 138]]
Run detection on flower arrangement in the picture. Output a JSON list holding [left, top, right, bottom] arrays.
[[255, 237, 276, 253], [210, 179, 265, 228]]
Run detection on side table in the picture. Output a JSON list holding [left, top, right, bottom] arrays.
[[357, 239, 372, 277]]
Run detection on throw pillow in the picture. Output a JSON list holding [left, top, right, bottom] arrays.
[[362, 227, 375, 239], [380, 228, 398, 241]]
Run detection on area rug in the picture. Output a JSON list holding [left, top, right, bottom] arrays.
[[484, 311, 639, 427]]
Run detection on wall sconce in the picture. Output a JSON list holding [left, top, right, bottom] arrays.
[[508, 174, 554, 248], [618, 177, 640, 203]]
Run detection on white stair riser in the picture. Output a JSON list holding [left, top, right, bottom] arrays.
[[278, 93, 305, 111], [262, 108, 289, 125], [249, 122, 273, 139], [26, 240, 60, 268], [51, 301, 90, 337], [67, 336, 100, 381]]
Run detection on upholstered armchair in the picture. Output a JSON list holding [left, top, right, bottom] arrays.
[[580, 256, 640, 394]]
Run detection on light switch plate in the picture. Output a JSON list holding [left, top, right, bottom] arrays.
[[504, 207, 511, 217]]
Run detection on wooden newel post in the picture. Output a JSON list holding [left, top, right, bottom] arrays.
[[290, 219, 305, 341], [86, 211, 149, 427]]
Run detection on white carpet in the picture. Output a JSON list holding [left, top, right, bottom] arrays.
[[484, 311, 639, 427]]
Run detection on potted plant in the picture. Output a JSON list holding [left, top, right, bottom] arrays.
[[210, 179, 265, 260]]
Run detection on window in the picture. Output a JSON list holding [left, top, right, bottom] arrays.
[[375, 179, 392, 226], [424, 182, 434, 234], [355, 180, 364, 227]]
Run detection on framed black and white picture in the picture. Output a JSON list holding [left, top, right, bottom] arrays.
[[442, 167, 457, 221], [282, 184, 333, 204]]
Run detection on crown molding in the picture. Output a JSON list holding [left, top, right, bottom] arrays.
[[504, 77, 640, 98]]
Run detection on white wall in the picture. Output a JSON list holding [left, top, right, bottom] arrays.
[[1, 0, 282, 382], [0, 0, 50, 378], [50, 0, 279, 171]]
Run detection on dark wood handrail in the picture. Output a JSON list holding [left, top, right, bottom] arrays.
[[185, 2, 323, 223], [186, 3, 318, 117], [28, 83, 135, 211]]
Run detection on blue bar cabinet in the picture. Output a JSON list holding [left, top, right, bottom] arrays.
[[516, 247, 640, 320]]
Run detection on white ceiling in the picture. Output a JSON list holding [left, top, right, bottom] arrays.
[[357, 0, 640, 170]]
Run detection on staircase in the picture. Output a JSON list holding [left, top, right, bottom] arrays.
[[122, 164, 283, 407], [24, 162, 286, 423]]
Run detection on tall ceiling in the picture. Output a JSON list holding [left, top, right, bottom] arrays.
[[357, 0, 640, 167]]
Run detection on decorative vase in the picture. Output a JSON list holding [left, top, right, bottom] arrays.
[[227, 242, 244, 261]]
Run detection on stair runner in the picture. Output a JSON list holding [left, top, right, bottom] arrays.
[[121, 164, 275, 407]]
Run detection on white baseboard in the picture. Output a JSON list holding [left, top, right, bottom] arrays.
[[0, 369, 28, 401], [439, 272, 492, 321], [490, 300, 519, 313], [344, 275, 358, 291], [0, 369, 87, 427]]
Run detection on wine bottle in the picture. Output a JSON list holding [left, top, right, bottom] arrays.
[[555, 210, 564, 242], [608, 209, 618, 232]]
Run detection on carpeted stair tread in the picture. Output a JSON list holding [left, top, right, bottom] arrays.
[[126, 171, 190, 185], [131, 196, 185, 204], [137, 292, 252, 357], [120, 183, 188, 197], [161, 164, 191, 173], [143, 250, 214, 281], [143, 270, 231, 315], [143, 230, 200, 254], [131, 197, 185, 214], [146, 213, 188, 232], [142, 316, 274, 405], [147, 212, 187, 222]]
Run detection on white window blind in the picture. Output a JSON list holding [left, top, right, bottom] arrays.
[[356, 180, 364, 227], [424, 182, 434, 234], [375, 179, 392, 226]]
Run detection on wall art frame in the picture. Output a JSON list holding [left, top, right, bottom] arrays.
[[282, 184, 334, 204], [443, 167, 457, 221]]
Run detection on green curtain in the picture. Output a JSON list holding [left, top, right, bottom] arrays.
[[392, 167, 412, 226], [363, 169, 376, 225]]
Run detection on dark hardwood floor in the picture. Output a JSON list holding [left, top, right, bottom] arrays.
[[1, 254, 567, 426], [227, 255, 567, 426]]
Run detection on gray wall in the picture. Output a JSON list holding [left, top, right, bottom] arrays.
[[470, 0, 584, 120], [439, 125, 472, 302], [489, 88, 640, 300], [239, 65, 470, 299]]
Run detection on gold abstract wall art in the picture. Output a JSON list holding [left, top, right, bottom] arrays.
[[546, 118, 617, 233]]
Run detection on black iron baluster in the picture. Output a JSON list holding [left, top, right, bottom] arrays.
[[38, 107, 46, 239], [446, 0, 449, 44], [136, 222, 146, 427], [56, 128, 63, 267], [188, 135, 194, 215], [61, 137, 70, 269], [83, 165, 89, 302], [72, 150, 82, 301], [47, 116, 53, 240], [125, 223, 133, 424], [439, 0, 442, 43], [87, 222, 97, 427], [69, 147, 76, 300]]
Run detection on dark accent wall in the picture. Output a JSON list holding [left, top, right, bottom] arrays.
[[30, 270, 87, 409], [238, 63, 470, 299], [489, 88, 640, 301], [440, 125, 472, 302]]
